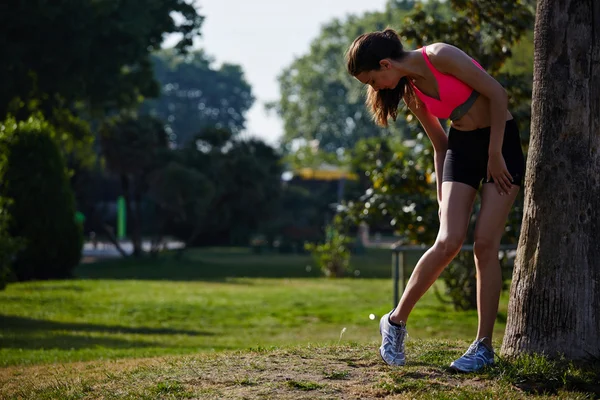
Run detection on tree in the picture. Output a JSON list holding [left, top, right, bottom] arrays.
[[501, 0, 600, 359], [146, 161, 215, 256], [271, 10, 413, 154], [142, 50, 254, 146], [0, 0, 203, 120], [98, 113, 169, 257], [168, 129, 283, 246]]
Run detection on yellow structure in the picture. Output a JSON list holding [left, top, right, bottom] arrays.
[[295, 164, 358, 181]]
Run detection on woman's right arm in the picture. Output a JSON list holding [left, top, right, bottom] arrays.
[[403, 95, 448, 206]]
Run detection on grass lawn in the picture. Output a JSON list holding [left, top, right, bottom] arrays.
[[2, 248, 599, 399], [76, 246, 420, 280], [0, 247, 509, 368]]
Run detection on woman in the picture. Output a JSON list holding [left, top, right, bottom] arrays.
[[346, 28, 525, 372]]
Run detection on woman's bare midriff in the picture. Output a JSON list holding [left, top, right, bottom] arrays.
[[450, 95, 513, 131]]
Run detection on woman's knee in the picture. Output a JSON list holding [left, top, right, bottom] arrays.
[[473, 236, 499, 263], [433, 235, 464, 259]]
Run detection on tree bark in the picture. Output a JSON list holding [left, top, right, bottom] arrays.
[[501, 0, 600, 359]]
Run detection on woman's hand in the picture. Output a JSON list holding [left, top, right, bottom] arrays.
[[487, 152, 513, 195]]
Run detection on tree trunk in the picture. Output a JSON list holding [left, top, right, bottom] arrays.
[[88, 205, 128, 258], [501, 0, 600, 359], [174, 224, 202, 260]]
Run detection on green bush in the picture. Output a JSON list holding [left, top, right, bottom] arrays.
[[434, 252, 477, 311], [0, 197, 24, 290], [305, 225, 353, 278], [0, 115, 83, 281]]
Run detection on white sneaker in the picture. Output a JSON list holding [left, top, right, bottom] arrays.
[[379, 310, 407, 366]]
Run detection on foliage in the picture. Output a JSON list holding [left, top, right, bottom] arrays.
[[0, 0, 205, 191], [434, 252, 477, 311], [0, 0, 203, 121], [168, 129, 283, 246], [99, 112, 168, 177], [0, 115, 83, 281], [339, 134, 438, 245], [270, 12, 410, 154], [305, 223, 354, 278], [275, 181, 339, 249], [283, 141, 351, 172], [146, 161, 215, 251], [499, 30, 535, 148], [142, 50, 254, 146], [96, 119, 281, 250]]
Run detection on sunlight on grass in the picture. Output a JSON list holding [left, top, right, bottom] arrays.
[[0, 248, 507, 367]]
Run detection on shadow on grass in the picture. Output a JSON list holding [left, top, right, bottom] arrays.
[[0, 315, 214, 350], [31, 285, 87, 292], [76, 254, 316, 282], [486, 355, 600, 397], [1, 331, 160, 350]]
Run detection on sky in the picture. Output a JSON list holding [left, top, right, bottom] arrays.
[[164, 0, 389, 146]]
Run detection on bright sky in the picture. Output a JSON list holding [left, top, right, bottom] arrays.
[[165, 0, 388, 146]]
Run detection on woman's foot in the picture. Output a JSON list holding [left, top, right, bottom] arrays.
[[450, 338, 494, 372], [379, 310, 408, 366]]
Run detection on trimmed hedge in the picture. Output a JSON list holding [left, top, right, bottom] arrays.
[[0, 116, 83, 281]]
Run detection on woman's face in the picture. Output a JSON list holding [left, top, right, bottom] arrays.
[[355, 60, 401, 91]]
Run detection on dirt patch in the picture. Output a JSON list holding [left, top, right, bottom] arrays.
[[0, 343, 561, 399]]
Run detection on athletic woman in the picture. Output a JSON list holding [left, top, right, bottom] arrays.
[[346, 28, 525, 372]]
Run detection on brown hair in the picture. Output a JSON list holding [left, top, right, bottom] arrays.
[[346, 28, 415, 127]]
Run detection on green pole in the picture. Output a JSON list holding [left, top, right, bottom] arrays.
[[117, 196, 126, 239]]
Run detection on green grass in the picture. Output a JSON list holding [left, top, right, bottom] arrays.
[[0, 247, 509, 367], [76, 246, 422, 280], [0, 277, 508, 367], [2, 247, 599, 399]]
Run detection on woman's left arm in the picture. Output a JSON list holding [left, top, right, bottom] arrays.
[[430, 44, 513, 195]]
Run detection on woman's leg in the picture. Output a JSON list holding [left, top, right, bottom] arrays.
[[473, 183, 520, 346], [390, 181, 477, 324]]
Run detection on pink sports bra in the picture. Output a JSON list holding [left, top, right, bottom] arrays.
[[410, 46, 485, 120]]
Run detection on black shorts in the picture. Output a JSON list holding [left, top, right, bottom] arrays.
[[442, 119, 525, 189]]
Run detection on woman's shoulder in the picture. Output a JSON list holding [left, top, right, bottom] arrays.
[[424, 43, 472, 72], [424, 43, 466, 57]]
